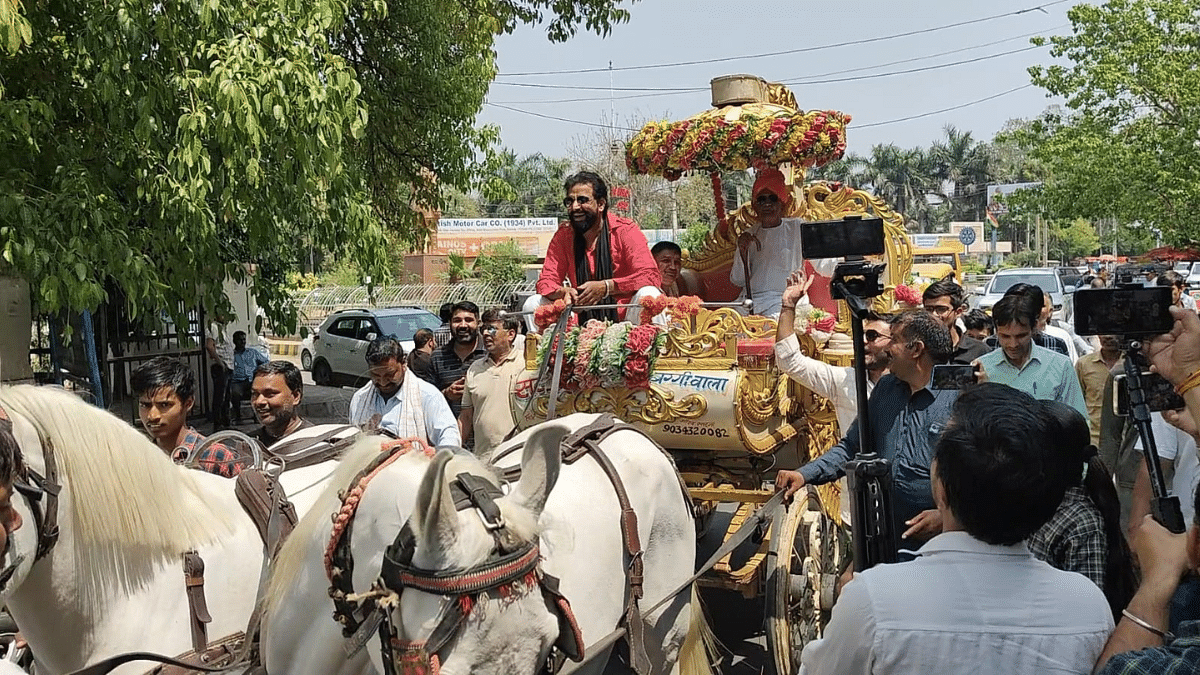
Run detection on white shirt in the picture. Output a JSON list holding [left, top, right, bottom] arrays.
[[1136, 412, 1200, 523], [1042, 323, 1080, 362], [774, 333, 876, 432], [799, 531, 1113, 675], [353, 378, 462, 447], [729, 218, 836, 317]]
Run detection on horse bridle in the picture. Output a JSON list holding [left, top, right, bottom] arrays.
[[0, 405, 60, 591], [328, 459, 552, 675]]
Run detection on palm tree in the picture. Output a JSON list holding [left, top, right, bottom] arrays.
[[856, 144, 940, 233], [931, 125, 994, 222]]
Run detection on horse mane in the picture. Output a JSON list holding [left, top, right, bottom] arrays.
[[0, 385, 238, 602], [265, 434, 419, 614]]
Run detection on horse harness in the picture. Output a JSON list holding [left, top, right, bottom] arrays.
[[0, 404, 60, 591], [65, 425, 359, 675], [326, 415, 688, 675]]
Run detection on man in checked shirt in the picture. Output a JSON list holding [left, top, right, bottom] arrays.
[[130, 356, 244, 477]]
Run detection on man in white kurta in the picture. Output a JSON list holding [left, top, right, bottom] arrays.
[[729, 167, 835, 318], [348, 336, 460, 447]]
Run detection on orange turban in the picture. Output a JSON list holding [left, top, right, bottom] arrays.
[[752, 167, 790, 203]]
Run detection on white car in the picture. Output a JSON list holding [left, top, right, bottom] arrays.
[[299, 335, 314, 371], [310, 306, 442, 386], [974, 268, 1074, 322]]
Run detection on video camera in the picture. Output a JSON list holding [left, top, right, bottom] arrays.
[[1073, 285, 1173, 337], [800, 215, 887, 300], [1074, 283, 1186, 533]]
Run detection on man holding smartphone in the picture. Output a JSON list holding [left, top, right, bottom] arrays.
[[776, 311, 958, 548]]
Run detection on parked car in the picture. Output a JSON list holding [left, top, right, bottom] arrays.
[[310, 307, 442, 386], [299, 335, 314, 371], [973, 268, 1074, 322], [1055, 266, 1084, 290]]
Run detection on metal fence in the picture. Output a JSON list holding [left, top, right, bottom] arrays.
[[288, 281, 538, 333]]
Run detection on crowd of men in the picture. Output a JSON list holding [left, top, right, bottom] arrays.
[[52, 168, 1200, 674]]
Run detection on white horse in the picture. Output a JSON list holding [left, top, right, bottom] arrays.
[[0, 384, 349, 675], [263, 413, 713, 675]]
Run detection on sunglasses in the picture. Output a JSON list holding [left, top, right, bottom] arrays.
[[481, 325, 509, 336], [754, 193, 780, 205], [864, 329, 891, 343], [563, 196, 593, 207]]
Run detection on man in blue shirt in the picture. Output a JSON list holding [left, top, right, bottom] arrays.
[[229, 330, 269, 425], [977, 293, 1087, 419], [777, 310, 959, 548]]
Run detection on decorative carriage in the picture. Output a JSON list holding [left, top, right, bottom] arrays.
[[510, 76, 915, 674]]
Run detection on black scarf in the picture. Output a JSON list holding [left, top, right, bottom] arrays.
[[573, 212, 618, 323]]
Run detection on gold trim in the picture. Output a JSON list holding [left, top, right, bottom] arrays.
[[522, 384, 708, 426]]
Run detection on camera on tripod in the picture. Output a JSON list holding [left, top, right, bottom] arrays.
[[799, 215, 887, 300]]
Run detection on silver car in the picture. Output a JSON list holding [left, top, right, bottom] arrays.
[[310, 306, 442, 386], [974, 268, 1074, 322]]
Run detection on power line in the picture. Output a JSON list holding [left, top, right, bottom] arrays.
[[490, 39, 1054, 103], [496, 0, 1071, 77], [855, 85, 1035, 128], [484, 102, 641, 132], [485, 84, 1037, 133]]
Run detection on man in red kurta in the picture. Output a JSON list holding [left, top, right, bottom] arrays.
[[525, 171, 662, 329]]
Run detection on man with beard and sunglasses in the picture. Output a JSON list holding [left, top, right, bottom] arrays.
[[428, 300, 487, 420], [731, 166, 835, 318], [524, 171, 662, 329]]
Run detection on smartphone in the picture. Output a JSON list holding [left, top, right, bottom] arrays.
[[800, 216, 886, 259], [1114, 372, 1186, 416], [1074, 286, 1174, 336], [932, 364, 979, 390]]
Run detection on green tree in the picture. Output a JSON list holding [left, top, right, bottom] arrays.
[[855, 144, 940, 233], [1020, 0, 1200, 244], [483, 150, 573, 217], [1048, 218, 1102, 262], [0, 0, 631, 331], [473, 240, 531, 284], [930, 125, 993, 222]]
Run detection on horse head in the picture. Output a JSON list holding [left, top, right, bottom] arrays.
[[378, 423, 567, 675]]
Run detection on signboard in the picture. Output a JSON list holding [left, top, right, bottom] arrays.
[[986, 182, 1042, 216], [436, 218, 559, 232], [958, 228, 977, 246], [911, 234, 941, 248], [431, 236, 543, 257]]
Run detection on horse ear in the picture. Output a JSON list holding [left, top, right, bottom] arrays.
[[413, 449, 458, 554], [511, 423, 565, 516]]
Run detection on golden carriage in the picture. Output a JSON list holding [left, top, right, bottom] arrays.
[[510, 76, 914, 673]]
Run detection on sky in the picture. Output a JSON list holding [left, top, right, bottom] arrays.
[[477, 0, 1078, 161]]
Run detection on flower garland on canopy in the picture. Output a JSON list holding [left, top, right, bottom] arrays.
[[625, 111, 851, 181]]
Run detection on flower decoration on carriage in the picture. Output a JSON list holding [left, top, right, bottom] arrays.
[[638, 294, 704, 325], [794, 305, 837, 345], [893, 284, 922, 310], [625, 110, 851, 181], [533, 299, 579, 332], [536, 320, 666, 392]]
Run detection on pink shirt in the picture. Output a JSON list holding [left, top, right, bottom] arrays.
[[536, 215, 661, 301]]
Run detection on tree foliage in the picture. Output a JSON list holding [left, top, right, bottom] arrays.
[[1019, 0, 1200, 244], [473, 240, 531, 284], [0, 0, 632, 331]]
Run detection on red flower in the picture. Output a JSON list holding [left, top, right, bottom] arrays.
[[814, 315, 836, 332], [894, 284, 922, 306], [625, 355, 650, 380]]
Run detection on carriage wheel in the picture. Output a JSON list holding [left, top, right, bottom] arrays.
[[765, 487, 842, 675]]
